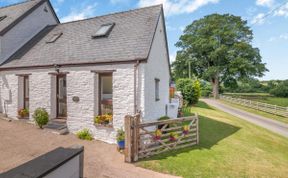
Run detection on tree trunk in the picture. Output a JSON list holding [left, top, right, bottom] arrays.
[[211, 76, 219, 99]]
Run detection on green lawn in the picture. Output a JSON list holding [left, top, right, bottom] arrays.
[[224, 93, 288, 107], [136, 101, 288, 178], [220, 100, 288, 124]]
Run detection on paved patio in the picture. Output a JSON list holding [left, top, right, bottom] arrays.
[[0, 118, 179, 178]]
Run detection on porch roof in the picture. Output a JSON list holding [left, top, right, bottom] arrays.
[[0, 5, 163, 69]]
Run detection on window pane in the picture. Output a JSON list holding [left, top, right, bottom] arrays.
[[102, 76, 112, 96], [25, 77, 29, 98], [155, 79, 160, 101], [95, 25, 111, 36], [93, 23, 115, 38], [100, 75, 113, 115]]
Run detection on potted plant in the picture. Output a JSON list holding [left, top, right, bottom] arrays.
[[169, 132, 178, 142], [183, 125, 189, 135], [116, 128, 125, 150], [154, 129, 162, 140], [18, 108, 29, 118]]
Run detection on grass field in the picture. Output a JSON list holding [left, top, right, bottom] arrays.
[[224, 93, 288, 107], [220, 100, 288, 124], [136, 101, 288, 178]]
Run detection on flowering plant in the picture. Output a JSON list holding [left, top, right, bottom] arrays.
[[94, 114, 113, 126], [183, 125, 190, 135], [169, 132, 178, 142], [154, 129, 162, 140], [18, 108, 29, 118]]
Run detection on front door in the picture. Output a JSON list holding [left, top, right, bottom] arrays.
[[57, 75, 67, 118]]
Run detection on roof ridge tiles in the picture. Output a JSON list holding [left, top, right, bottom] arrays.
[[59, 4, 163, 25]]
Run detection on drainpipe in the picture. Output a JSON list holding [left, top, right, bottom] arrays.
[[134, 60, 140, 114]]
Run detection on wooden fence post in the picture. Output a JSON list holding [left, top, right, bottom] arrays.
[[196, 113, 199, 144], [133, 114, 140, 162], [124, 115, 133, 163]]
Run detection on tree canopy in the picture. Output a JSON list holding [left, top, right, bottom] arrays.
[[172, 14, 268, 98]]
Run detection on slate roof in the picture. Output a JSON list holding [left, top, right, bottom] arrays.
[[1, 5, 163, 69], [0, 0, 45, 35]]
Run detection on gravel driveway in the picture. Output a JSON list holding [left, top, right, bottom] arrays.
[[202, 99, 288, 138], [0, 119, 179, 178]]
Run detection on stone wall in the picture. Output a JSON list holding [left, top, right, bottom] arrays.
[[66, 67, 135, 144], [0, 55, 169, 143]]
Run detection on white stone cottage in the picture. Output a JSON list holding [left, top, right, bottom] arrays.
[[0, 0, 172, 143]]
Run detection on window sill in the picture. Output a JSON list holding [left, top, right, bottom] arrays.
[[94, 123, 114, 129], [155, 99, 160, 102], [17, 116, 29, 119]]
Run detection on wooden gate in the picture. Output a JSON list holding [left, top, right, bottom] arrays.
[[124, 114, 199, 162]]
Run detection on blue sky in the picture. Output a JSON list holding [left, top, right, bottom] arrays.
[[1, 0, 288, 80]]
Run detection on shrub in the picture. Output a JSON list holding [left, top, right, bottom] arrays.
[[116, 128, 125, 142], [33, 108, 49, 129], [270, 81, 288, 97], [158, 116, 170, 121], [76, 129, 93, 141], [157, 116, 170, 129], [176, 78, 201, 105]]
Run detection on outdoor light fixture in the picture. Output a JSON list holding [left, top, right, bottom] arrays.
[[54, 64, 60, 73]]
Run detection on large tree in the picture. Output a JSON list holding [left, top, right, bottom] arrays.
[[173, 14, 268, 99]]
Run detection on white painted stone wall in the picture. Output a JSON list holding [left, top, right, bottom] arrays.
[[0, 65, 136, 143], [0, 2, 58, 64], [0, 50, 170, 143], [66, 65, 135, 143], [0, 74, 18, 118], [142, 13, 170, 121], [29, 72, 52, 120]]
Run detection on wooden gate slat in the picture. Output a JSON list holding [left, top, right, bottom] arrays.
[[125, 114, 199, 162]]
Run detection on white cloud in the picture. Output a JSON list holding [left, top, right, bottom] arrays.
[[179, 26, 185, 32], [251, 13, 266, 25], [138, 0, 220, 16], [60, 3, 98, 23], [169, 51, 177, 62], [268, 33, 288, 42], [280, 33, 288, 40], [274, 3, 288, 17], [256, 0, 274, 7]]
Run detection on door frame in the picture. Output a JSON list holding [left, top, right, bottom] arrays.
[[56, 74, 67, 119]]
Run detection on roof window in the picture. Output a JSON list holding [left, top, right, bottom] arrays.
[[92, 23, 115, 38], [0, 16, 7, 22], [46, 32, 63, 43]]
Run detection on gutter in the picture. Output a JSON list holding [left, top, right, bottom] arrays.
[[134, 60, 140, 114], [0, 59, 147, 71]]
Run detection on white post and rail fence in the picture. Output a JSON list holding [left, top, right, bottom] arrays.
[[220, 95, 288, 118], [124, 114, 199, 162]]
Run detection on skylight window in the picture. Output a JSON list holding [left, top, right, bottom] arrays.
[[0, 16, 7, 22], [92, 23, 115, 38], [46, 32, 63, 43]]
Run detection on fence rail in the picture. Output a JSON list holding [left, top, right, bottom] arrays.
[[220, 95, 288, 117], [124, 114, 199, 162]]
